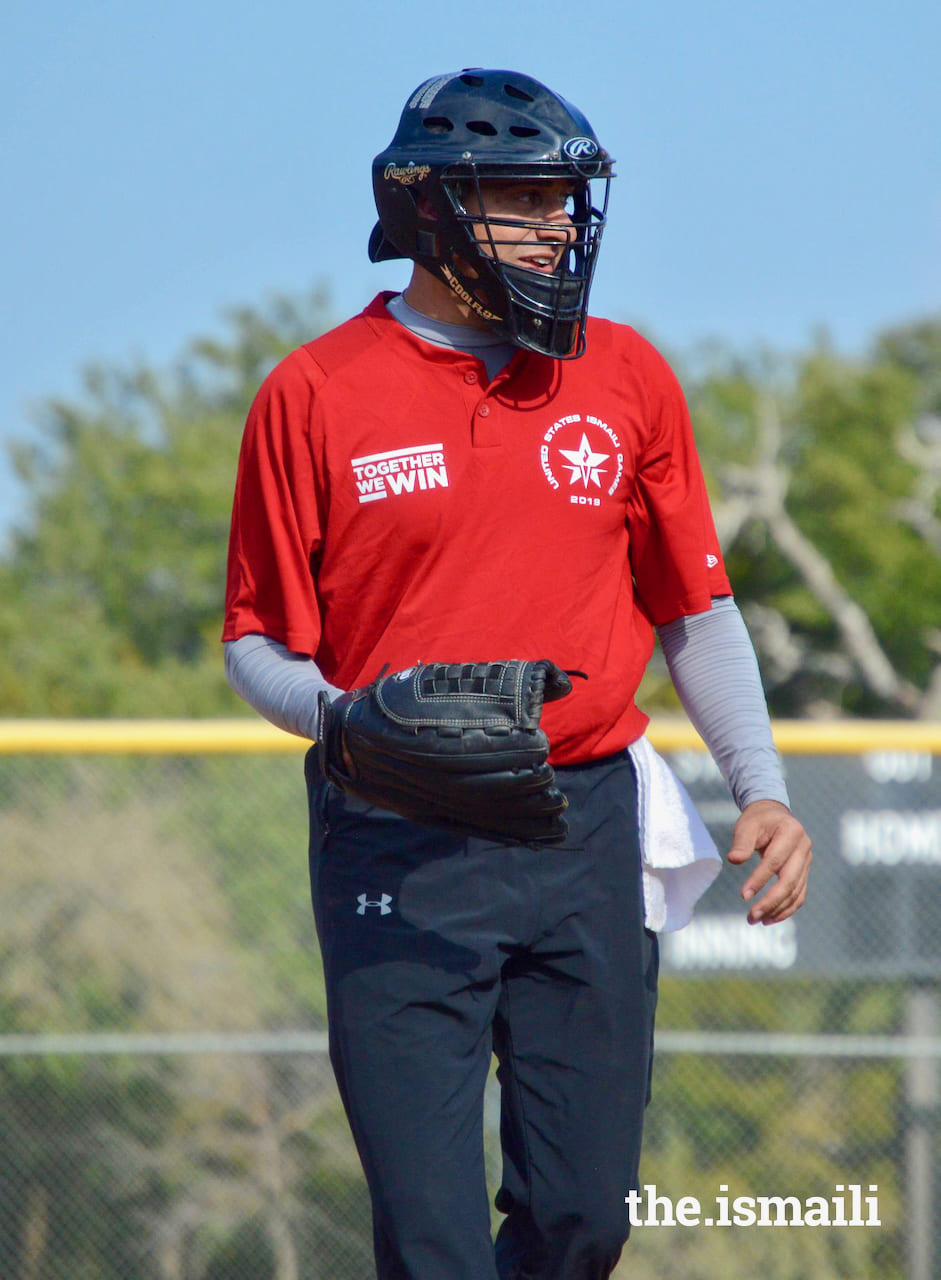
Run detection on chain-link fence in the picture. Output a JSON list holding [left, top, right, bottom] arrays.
[[1, 722, 939, 1279]]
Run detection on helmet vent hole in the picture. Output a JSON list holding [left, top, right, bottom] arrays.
[[504, 83, 535, 102], [423, 116, 454, 133], [509, 126, 540, 138], [460, 73, 485, 87], [466, 120, 498, 136]]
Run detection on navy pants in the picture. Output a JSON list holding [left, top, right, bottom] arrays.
[[306, 749, 658, 1280]]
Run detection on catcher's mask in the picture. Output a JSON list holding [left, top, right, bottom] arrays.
[[369, 68, 614, 359]]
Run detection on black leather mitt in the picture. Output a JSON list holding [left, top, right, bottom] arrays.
[[317, 659, 574, 846]]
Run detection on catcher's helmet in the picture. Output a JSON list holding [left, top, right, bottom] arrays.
[[369, 69, 613, 359]]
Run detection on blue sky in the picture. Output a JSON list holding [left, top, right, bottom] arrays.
[[1, 0, 939, 535]]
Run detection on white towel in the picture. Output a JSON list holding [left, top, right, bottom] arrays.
[[628, 735, 723, 933]]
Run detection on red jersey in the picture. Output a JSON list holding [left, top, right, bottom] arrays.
[[223, 293, 730, 764]]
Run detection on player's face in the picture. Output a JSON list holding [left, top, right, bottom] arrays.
[[465, 179, 577, 275]]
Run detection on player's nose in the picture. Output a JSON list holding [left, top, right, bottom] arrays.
[[536, 213, 576, 248]]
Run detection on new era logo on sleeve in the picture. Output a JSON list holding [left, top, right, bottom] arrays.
[[706, 554, 719, 567], [357, 893, 393, 915]]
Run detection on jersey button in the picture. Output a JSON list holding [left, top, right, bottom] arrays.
[[464, 371, 478, 384], [477, 403, 491, 417]]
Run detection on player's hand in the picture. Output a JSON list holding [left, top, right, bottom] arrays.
[[727, 799, 812, 926]]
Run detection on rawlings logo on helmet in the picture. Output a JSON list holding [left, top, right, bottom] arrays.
[[384, 162, 432, 185], [562, 136, 599, 160]]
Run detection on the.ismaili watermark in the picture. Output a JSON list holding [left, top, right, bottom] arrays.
[[625, 1183, 881, 1227]]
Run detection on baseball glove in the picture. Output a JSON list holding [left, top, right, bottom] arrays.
[[317, 659, 575, 846]]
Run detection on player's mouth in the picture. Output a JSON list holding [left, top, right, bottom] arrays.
[[519, 252, 562, 274]]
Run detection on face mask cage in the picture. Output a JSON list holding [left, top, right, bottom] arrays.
[[437, 165, 611, 359]]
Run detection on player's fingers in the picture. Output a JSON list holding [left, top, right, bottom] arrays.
[[725, 803, 813, 925], [727, 802, 790, 866], [726, 821, 762, 865], [758, 873, 811, 925], [744, 837, 811, 907], [736, 812, 807, 891], [751, 873, 810, 926], [741, 835, 799, 898], [746, 839, 813, 924], [745, 821, 812, 887]]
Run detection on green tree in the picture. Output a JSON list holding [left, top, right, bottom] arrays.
[[0, 755, 368, 1278], [0, 287, 334, 717], [677, 318, 941, 717]]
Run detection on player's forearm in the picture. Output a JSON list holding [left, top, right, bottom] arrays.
[[656, 596, 790, 810], [224, 634, 343, 741]]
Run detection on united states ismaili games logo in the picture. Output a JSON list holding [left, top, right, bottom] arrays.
[[539, 413, 624, 508]]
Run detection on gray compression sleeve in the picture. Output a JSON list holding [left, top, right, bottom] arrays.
[[224, 634, 344, 741], [656, 597, 790, 810]]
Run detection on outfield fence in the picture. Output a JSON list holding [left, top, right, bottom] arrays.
[[1, 720, 939, 1280]]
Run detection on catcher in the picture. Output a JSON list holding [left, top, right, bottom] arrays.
[[223, 68, 812, 1280]]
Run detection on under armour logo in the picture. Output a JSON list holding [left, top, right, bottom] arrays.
[[357, 893, 393, 915]]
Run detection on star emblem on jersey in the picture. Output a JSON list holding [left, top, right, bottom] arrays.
[[557, 433, 610, 488], [540, 413, 624, 509]]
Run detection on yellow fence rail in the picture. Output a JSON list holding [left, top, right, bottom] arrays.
[[1, 718, 940, 754]]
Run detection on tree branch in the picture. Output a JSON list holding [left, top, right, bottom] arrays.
[[715, 395, 922, 713]]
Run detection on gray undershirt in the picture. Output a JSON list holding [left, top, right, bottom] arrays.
[[656, 597, 789, 809], [386, 292, 518, 381], [224, 298, 789, 811], [225, 634, 340, 743]]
